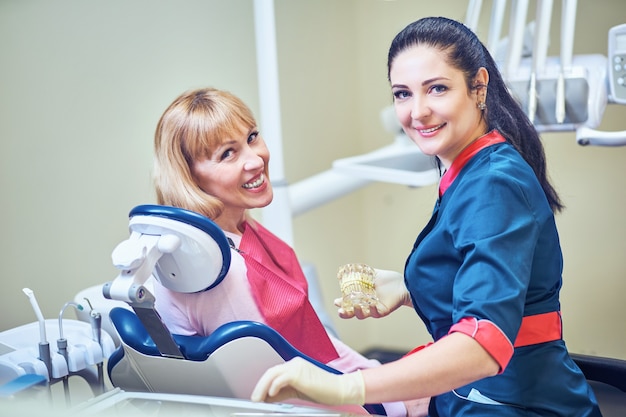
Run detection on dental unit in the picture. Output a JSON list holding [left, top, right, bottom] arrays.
[[0, 289, 115, 404]]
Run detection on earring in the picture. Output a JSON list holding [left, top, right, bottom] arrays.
[[477, 101, 486, 110]]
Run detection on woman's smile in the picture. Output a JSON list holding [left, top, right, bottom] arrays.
[[243, 173, 266, 190], [415, 122, 447, 135]]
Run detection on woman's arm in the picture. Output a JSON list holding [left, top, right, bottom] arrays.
[[251, 332, 499, 407], [362, 332, 499, 403]]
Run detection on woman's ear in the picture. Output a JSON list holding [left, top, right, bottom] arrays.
[[474, 67, 489, 102], [474, 67, 489, 87]]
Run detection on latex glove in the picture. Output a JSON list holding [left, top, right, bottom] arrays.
[[251, 357, 365, 406], [335, 268, 411, 319]]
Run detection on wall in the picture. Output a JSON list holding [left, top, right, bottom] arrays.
[[0, 0, 258, 330], [0, 0, 624, 365]]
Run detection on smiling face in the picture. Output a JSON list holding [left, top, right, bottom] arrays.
[[389, 44, 489, 168], [191, 125, 273, 233]]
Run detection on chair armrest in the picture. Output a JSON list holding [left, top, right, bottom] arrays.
[[571, 353, 626, 392]]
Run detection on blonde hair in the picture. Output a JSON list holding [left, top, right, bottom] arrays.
[[153, 87, 257, 219]]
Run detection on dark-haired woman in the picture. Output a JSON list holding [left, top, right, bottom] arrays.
[[251, 16, 601, 417]]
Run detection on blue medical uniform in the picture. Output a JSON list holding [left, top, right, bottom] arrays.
[[404, 132, 602, 416]]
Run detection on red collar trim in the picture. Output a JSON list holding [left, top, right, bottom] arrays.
[[438, 130, 505, 197]]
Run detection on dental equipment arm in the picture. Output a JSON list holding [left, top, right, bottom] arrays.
[[103, 232, 178, 304], [505, 0, 529, 78], [464, 0, 483, 32], [573, 22, 626, 146], [528, 0, 553, 123], [487, 0, 506, 56], [576, 127, 626, 146], [103, 230, 185, 359], [556, 0, 577, 123]]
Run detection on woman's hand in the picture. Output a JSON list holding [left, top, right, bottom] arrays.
[[335, 268, 412, 319], [251, 357, 365, 406]]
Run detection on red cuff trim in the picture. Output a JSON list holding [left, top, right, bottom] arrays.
[[449, 317, 513, 373], [403, 342, 434, 357]]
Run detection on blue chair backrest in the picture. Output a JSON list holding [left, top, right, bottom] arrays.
[[108, 307, 386, 416]]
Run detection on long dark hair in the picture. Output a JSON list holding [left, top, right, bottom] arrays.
[[388, 17, 563, 212]]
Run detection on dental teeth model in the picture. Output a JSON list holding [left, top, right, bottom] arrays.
[[337, 263, 379, 314]]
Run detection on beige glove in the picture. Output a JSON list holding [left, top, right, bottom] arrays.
[[335, 268, 412, 319], [251, 357, 365, 406]]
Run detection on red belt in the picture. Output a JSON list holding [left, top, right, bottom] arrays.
[[404, 311, 562, 359], [513, 311, 562, 348]]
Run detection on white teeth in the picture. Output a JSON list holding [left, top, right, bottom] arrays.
[[243, 174, 264, 189], [418, 123, 445, 133]]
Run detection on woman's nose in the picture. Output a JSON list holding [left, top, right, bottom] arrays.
[[410, 97, 430, 120], [242, 150, 264, 171]]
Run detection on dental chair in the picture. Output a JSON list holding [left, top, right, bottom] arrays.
[[103, 204, 385, 416]]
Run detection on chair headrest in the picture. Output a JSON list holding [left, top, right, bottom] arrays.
[[128, 204, 231, 293]]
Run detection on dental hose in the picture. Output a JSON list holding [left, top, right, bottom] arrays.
[[92, 311, 105, 394], [84, 298, 105, 394], [58, 301, 84, 405]]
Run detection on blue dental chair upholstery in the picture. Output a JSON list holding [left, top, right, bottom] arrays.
[[104, 205, 385, 416], [108, 308, 385, 415]]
